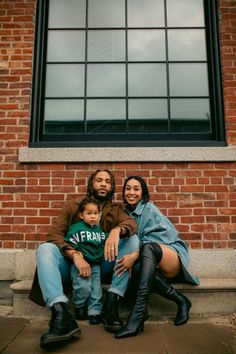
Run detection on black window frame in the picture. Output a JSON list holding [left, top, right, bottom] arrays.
[[30, 0, 225, 147]]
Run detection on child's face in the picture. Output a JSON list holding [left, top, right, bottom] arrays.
[[79, 203, 99, 227]]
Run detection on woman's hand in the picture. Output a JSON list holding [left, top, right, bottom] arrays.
[[104, 227, 120, 262], [114, 251, 139, 276], [72, 253, 91, 278]]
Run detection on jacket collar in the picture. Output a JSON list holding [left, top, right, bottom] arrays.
[[126, 201, 146, 216]]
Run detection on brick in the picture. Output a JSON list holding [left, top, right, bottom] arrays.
[[180, 186, 204, 192], [25, 234, 41, 241], [15, 242, 27, 248], [181, 216, 205, 223], [191, 224, 216, 232], [205, 186, 229, 192], [152, 171, 175, 177], [155, 186, 179, 193], [41, 194, 65, 201], [168, 208, 192, 216], [3, 242, 14, 248], [202, 242, 214, 249], [26, 186, 51, 193], [1, 233, 23, 240], [27, 242, 38, 250], [52, 186, 76, 193], [206, 216, 231, 223]]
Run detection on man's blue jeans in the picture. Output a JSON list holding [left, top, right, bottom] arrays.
[[36, 235, 139, 307], [71, 264, 102, 316]]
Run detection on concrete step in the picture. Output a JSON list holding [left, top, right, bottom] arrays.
[[0, 306, 13, 317], [0, 281, 13, 307], [10, 278, 236, 320]]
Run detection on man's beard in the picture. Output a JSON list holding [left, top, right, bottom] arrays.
[[91, 187, 113, 202]]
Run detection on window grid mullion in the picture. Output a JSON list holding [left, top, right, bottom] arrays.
[[83, 0, 89, 134], [164, 0, 171, 134], [125, 0, 129, 134]]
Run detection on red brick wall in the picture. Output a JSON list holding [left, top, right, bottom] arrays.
[[219, 0, 236, 145], [0, 0, 236, 250]]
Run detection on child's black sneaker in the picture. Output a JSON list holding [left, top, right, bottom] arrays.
[[88, 315, 102, 325]]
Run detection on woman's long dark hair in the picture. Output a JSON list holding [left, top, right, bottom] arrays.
[[87, 169, 116, 200], [122, 176, 150, 203]]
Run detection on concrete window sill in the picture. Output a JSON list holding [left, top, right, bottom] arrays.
[[19, 147, 236, 163]]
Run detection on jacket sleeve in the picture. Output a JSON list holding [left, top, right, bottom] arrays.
[[46, 199, 79, 250], [101, 203, 137, 237], [117, 204, 138, 236], [139, 203, 178, 244]]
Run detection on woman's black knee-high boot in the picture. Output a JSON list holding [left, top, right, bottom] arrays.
[[115, 242, 163, 339], [153, 271, 192, 326], [124, 263, 150, 322]]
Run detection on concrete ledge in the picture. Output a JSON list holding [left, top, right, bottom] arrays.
[[10, 278, 236, 293], [1, 249, 235, 281], [0, 250, 16, 280], [10, 280, 33, 293], [10, 278, 236, 318], [10, 281, 49, 317], [19, 146, 236, 163], [0, 250, 35, 281], [188, 249, 236, 279]]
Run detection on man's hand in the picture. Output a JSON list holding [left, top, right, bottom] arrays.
[[72, 253, 91, 278], [114, 251, 139, 276], [104, 227, 120, 261]]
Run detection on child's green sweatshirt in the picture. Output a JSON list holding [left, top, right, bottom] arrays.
[[64, 220, 106, 264]]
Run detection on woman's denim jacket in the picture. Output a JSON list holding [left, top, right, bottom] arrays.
[[125, 201, 199, 285]]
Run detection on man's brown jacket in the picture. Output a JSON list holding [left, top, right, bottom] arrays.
[[29, 198, 137, 306]]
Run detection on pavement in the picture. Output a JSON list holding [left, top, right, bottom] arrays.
[[0, 312, 235, 354], [0, 281, 235, 354]]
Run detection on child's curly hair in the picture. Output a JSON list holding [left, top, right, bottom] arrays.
[[78, 197, 100, 213]]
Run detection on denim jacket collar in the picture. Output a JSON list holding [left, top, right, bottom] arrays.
[[126, 200, 146, 216]]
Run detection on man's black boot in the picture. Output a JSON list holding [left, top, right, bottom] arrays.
[[102, 292, 123, 333], [40, 302, 81, 348]]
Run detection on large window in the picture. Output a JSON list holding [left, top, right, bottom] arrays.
[[30, 0, 225, 147]]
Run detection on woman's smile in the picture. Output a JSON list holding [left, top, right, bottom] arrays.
[[124, 178, 142, 206]]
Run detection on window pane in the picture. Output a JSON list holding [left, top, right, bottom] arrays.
[[48, 0, 86, 28], [88, 0, 125, 28], [128, 30, 165, 61], [44, 99, 84, 121], [168, 29, 206, 61], [167, 0, 205, 27], [88, 30, 125, 61], [170, 99, 211, 133], [129, 99, 168, 133], [87, 64, 126, 97], [47, 30, 85, 62], [129, 99, 167, 119], [128, 0, 165, 27], [169, 63, 209, 96], [87, 99, 126, 133], [45, 64, 84, 97], [171, 98, 210, 119], [128, 64, 167, 96]]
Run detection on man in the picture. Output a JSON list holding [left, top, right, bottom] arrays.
[[29, 169, 139, 348]]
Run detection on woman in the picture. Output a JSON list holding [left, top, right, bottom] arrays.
[[115, 176, 199, 339]]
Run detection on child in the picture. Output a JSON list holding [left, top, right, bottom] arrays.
[[64, 197, 106, 325]]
